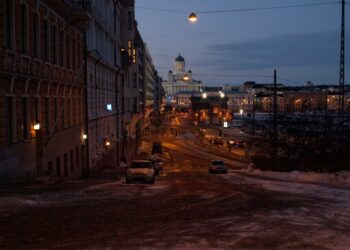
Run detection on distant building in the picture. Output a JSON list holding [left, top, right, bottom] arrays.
[[162, 54, 202, 96]]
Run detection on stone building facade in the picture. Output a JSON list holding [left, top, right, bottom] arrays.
[[0, 0, 89, 182], [85, 0, 121, 172]]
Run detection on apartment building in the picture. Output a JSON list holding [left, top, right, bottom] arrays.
[[0, 0, 90, 181], [119, 0, 144, 162], [143, 43, 155, 131], [85, 0, 122, 172]]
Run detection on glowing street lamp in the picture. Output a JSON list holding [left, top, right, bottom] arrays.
[[202, 92, 207, 99], [183, 75, 189, 81], [240, 109, 244, 115], [188, 12, 198, 23], [33, 122, 40, 131], [220, 92, 225, 98]]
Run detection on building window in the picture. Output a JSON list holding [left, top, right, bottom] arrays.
[[44, 20, 50, 61], [128, 11, 133, 30], [4, 0, 13, 49], [61, 98, 65, 129], [56, 157, 61, 177], [76, 147, 80, 168], [66, 35, 71, 68], [64, 153, 68, 177], [34, 97, 40, 123], [77, 43, 81, 69], [52, 25, 57, 64], [54, 98, 58, 131], [59, 31, 64, 66], [20, 4, 28, 54], [33, 13, 39, 58], [132, 73, 137, 88], [133, 97, 137, 113], [22, 97, 29, 140], [128, 40, 132, 57], [6, 96, 15, 144], [132, 48, 136, 64], [66, 98, 70, 127], [70, 149, 74, 171], [72, 40, 76, 70], [47, 161, 53, 176], [45, 97, 51, 135], [114, 46, 118, 66]]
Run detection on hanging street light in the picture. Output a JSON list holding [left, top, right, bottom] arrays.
[[188, 12, 198, 23]]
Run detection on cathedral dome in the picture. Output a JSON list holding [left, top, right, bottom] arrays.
[[175, 54, 185, 62]]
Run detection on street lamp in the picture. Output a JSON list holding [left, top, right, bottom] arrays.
[[188, 12, 198, 23], [33, 122, 40, 131], [202, 93, 207, 99], [220, 92, 225, 98]]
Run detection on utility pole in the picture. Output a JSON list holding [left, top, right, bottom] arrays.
[[272, 70, 278, 166], [339, 0, 345, 140], [252, 96, 256, 136]]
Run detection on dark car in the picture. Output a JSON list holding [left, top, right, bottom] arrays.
[[213, 137, 224, 145], [152, 142, 163, 154], [144, 157, 161, 175]]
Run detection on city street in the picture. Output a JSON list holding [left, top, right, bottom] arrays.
[[0, 115, 349, 249]]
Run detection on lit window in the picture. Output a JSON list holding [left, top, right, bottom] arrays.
[[132, 49, 136, 64]]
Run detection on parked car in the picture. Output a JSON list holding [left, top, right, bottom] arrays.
[[213, 137, 224, 145], [152, 141, 163, 154], [125, 160, 155, 184], [152, 156, 163, 172], [228, 139, 244, 148], [144, 157, 163, 175], [208, 160, 228, 174]]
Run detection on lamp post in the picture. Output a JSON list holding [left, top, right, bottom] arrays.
[[34, 122, 44, 176]]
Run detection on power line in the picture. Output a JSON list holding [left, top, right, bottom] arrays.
[[136, 1, 341, 14], [197, 1, 341, 14], [193, 73, 273, 78], [136, 7, 187, 13]]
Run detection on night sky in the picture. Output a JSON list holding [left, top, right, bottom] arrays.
[[135, 0, 350, 86]]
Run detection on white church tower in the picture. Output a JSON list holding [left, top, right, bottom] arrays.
[[163, 54, 203, 96], [175, 54, 185, 73]]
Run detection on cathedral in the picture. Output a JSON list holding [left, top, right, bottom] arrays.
[[162, 54, 203, 96]]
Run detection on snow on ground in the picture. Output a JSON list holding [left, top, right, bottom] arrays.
[[0, 180, 170, 210], [240, 167, 350, 189]]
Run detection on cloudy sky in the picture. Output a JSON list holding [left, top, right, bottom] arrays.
[[135, 0, 349, 86]]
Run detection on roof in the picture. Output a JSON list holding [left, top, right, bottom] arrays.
[[175, 54, 185, 62]]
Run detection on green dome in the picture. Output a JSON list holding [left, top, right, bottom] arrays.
[[175, 54, 185, 62]]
